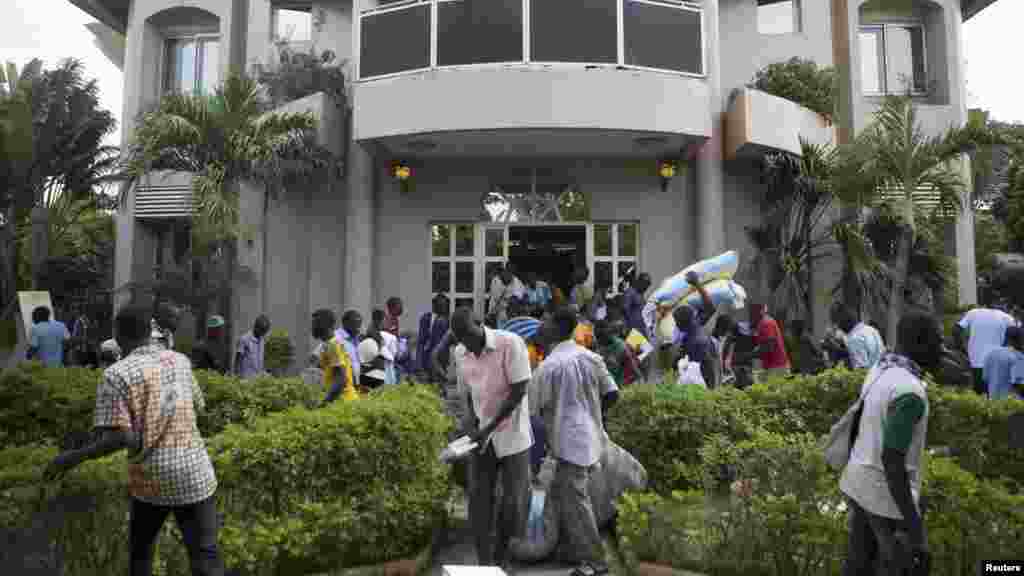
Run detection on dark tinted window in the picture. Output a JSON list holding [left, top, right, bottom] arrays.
[[360, 4, 431, 78], [530, 0, 617, 64], [624, 1, 702, 74], [438, 0, 524, 65]]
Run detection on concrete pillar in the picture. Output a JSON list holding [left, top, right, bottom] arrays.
[[696, 0, 724, 260], [948, 1, 977, 306], [344, 142, 375, 315]]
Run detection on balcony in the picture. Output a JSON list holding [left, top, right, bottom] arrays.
[[724, 88, 836, 161], [352, 0, 710, 155]]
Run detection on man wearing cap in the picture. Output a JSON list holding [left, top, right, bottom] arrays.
[[192, 316, 226, 373]]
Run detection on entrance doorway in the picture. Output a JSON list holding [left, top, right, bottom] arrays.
[[508, 226, 586, 297]]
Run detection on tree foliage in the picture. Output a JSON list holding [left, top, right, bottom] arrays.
[[0, 58, 117, 306]]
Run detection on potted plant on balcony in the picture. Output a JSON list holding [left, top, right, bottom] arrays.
[[254, 39, 348, 110]]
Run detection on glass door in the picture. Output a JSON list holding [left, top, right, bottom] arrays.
[[479, 224, 509, 318], [430, 223, 478, 313]]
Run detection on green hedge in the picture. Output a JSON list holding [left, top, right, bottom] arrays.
[[607, 369, 1024, 494], [0, 385, 452, 576], [617, 431, 1024, 576], [0, 364, 320, 447]]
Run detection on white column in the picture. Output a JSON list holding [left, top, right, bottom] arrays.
[[949, 1, 977, 306], [696, 0, 724, 260], [344, 142, 375, 314]]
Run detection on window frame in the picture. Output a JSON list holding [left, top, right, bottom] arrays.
[[429, 222, 480, 315], [161, 33, 222, 96], [756, 0, 801, 36], [859, 22, 928, 97], [592, 222, 639, 298], [273, 5, 314, 43]]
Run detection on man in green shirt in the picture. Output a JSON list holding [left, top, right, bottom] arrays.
[[840, 313, 942, 576], [594, 320, 638, 391]]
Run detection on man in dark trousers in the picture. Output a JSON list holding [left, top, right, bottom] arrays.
[[450, 306, 533, 568], [840, 312, 941, 576], [45, 305, 225, 576]]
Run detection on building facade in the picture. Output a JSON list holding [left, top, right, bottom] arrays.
[[72, 0, 997, 362]]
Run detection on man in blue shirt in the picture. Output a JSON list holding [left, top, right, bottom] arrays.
[[982, 326, 1024, 401], [27, 306, 70, 367], [622, 272, 652, 340]]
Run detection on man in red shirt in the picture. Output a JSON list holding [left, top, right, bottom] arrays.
[[748, 303, 790, 379]]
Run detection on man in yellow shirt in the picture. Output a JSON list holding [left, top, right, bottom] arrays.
[[313, 309, 358, 403]]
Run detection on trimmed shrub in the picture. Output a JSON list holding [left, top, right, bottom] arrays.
[[0, 385, 452, 575], [605, 383, 769, 493], [263, 328, 295, 376], [617, 435, 1023, 576], [923, 457, 1024, 573], [0, 365, 320, 447]]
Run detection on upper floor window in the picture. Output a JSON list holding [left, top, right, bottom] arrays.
[[274, 7, 313, 42], [164, 36, 220, 95], [859, 24, 926, 95], [758, 0, 800, 35]]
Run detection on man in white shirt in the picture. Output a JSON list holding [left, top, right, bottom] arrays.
[[451, 306, 533, 568], [488, 264, 526, 328], [840, 313, 942, 576], [954, 306, 1020, 396]]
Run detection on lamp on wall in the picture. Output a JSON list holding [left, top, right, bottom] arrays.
[[658, 159, 677, 192], [392, 160, 412, 194]]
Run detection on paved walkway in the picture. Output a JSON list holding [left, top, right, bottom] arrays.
[[429, 490, 627, 576]]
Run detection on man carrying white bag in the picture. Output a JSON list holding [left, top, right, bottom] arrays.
[[641, 251, 748, 380]]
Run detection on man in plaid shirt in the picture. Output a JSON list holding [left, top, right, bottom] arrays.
[[45, 305, 224, 576]]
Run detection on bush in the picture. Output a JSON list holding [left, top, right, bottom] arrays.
[[605, 383, 768, 493], [922, 457, 1024, 573], [749, 57, 837, 122], [0, 364, 320, 448], [0, 385, 453, 575], [263, 329, 295, 376], [617, 434, 1023, 576]]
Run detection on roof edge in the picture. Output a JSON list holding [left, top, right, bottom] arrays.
[[67, 0, 126, 34], [963, 0, 999, 21]]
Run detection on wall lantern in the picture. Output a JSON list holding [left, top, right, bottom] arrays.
[[658, 160, 677, 192], [392, 161, 412, 194]]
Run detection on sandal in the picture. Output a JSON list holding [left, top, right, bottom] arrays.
[[569, 562, 609, 576]]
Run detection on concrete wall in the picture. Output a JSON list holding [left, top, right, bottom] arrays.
[[373, 158, 696, 326], [718, 0, 834, 101], [235, 92, 346, 372]]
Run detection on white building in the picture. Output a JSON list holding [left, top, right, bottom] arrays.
[[70, 0, 998, 364]]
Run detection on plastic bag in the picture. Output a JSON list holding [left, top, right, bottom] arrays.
[[676, 356, 707, 388]]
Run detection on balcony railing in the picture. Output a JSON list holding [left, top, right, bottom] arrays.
[[357, 0, 704, 81]]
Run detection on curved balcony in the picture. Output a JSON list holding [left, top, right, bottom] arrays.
[[353, 0, 710, 154]]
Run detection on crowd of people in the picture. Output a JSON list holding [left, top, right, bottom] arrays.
[[25, 261, 1024, 576]]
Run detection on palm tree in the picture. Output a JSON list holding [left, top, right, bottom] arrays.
[[747, 138, 884, 328], [0, 59, 41, 311], [851, 95, 997, 343], [121, 74, 337, 368]]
